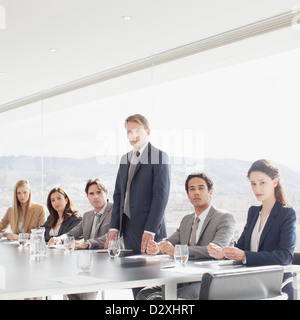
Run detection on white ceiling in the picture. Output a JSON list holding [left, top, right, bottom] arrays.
[[0, 0, 299, 107]]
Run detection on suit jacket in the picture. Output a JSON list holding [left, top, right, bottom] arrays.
[[42, 214, 82, 242], [235, 201, 296, 266], [68, 201, 113, 249], [110, 142, 170, 250], [0, 203, 46, 234], [167, 204, 235, 259]]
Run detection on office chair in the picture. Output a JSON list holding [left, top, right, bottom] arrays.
[[293, 251, 300, 265], [199, 266, 288, 300]]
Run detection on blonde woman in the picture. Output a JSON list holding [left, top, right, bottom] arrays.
[[0, 180, 46, 240]]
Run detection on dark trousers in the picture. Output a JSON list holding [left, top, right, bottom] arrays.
[[122, 214, 144, 299], [122, 214, 142, 252]]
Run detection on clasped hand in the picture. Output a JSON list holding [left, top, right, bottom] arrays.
[[146, 240, 175, 257], [207, 243, 245, 261], [48, 237, 89, 249]]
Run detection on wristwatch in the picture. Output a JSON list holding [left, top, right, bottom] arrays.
[[85, 240, 91, 249]]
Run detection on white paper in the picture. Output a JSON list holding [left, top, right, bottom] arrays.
[[160, 266, 211, 274], [194, 260, 238, 266], [1, 240, 19, 245], [95, 249, 133, 253], [49, 275, 111, 285], [125, 254, 172, 261]]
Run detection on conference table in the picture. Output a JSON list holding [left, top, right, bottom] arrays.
[[0, 239, 299, 300]]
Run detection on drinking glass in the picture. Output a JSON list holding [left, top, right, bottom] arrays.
[[77, 251, 93, 272], [18, 233, 29, 247], [174, 244, 189, 266], [108, 239, 121, 258], [64, 236, 75, 253]]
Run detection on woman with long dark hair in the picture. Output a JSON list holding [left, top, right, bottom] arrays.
[[208, 159, 296, 299], [42, 187, 81, 242]]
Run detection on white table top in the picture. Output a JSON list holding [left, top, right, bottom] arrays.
[[0, 239, 295, 300]]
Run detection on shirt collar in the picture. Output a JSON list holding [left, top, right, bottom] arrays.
[[134, 142, 148, 157], [94, 202, 107, 216], [195, 204, 211, 222]]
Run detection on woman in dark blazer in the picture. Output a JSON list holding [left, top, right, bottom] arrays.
[[208, 159, 296, 299], [42, 187, 82, 242]]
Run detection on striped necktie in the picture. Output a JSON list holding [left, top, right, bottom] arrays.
[[124, 151, 140, 218], [190, 216, 200, 246]]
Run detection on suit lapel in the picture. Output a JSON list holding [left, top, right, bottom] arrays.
[[183, 213, 194, 245], [197, 205, 215, 242], [133, 142, 150, 178], [121, 151, 132, 192], [93, 202, 112, 235], [23, 206, 35, 232], [245, 206, 261, 250], [258, 201, 280, 250], [85, 211, 95, 239]]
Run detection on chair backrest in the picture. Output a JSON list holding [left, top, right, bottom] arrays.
[[293, 251, 300, 265], [199, 266, 286, 300]]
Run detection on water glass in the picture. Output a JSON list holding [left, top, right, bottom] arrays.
[[174, 244, 189, 266], [77, 251, 93, 272], [108, 239, 121, 258], [64, 236, 75, 253], [30, 227, 46, 258], [18, 233, 29, 247]]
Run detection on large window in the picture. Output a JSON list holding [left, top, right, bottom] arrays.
[[1, 35, 300, 246]]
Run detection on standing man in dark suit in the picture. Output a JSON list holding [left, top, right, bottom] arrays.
[[105, 114, 170, 253]]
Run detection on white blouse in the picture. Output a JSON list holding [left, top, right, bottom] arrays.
[[250, 211, 270, 252], [18, 211, 25, 233], [49, 218, 64, 237]]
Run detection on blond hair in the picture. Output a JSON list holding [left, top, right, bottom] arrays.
[[11, 180, 32, 233], [124, 114, 150, 130]]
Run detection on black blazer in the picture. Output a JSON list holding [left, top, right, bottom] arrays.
[[42, 214, 82, 242], [110, 142, 170, 250], [235, 201, 296, 266]]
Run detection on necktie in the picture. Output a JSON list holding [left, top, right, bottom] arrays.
[[190, 216, 200, 246], [92, 213, 101, 238], [124, 151, 140, 218]]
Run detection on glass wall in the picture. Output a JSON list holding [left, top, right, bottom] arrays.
[[1, 41, 300, 246], [0, 101, 43, 232]]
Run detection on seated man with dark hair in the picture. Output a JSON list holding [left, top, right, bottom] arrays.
[[137, 171, 235, 300]]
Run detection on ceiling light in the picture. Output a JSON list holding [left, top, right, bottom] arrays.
[[0, 72, 4, 76], [121, 15, 132, 21], [48, 48, 57, 52]]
